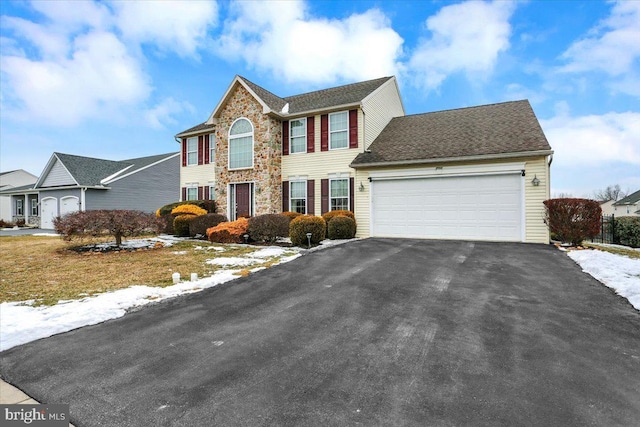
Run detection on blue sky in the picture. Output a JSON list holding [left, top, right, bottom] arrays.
[[1, 0, 638, 198]]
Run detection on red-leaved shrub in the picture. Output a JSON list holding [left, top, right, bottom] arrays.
[[543, 198, 602, 245]]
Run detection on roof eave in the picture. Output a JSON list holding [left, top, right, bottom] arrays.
[[350, 149, 554, 169], [270, 102, 362, 120], [175, 128, 215, 139]]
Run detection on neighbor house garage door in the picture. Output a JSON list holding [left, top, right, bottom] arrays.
[[40, 197, 57, 230], [371, 173, 523, 242]]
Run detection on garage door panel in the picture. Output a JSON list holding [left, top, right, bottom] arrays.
[[372, 174, 522, 241]]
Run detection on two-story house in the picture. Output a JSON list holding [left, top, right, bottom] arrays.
[[176, 75, 553, 243]]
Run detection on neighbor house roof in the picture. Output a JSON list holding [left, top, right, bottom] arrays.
[[32, 152, 179, 189], [613, 189, 640, 206], [176, 75, 395, 137], [351, 100, 552, 168]]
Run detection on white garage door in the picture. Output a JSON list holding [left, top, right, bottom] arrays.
[[371, 174, 523, 241], [60, 196, 80, 216], [41, 197, 58, 230]]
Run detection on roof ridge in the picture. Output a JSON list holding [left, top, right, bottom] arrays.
[[238, 75, 286, 102], [284, 76, 393, 101]]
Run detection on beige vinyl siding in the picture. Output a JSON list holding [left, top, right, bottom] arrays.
[[361, 78, 405, 148], [354, 156, 551, 243], [524, 156, 551, 244], [180, 163, 215, 190], [282, 111, 363, 214]]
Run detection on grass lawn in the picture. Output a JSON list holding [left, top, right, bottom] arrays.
[[583, 242, 640, 259], [0, 235, 295, 306]]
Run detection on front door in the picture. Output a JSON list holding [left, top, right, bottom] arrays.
[[235, 183, 251, 219]]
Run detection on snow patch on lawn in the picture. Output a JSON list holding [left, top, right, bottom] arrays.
[[568, 249, 640, 311]]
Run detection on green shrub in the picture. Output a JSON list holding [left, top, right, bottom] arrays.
[[289, 215, 326, 247], [189, 213, 228, 238], [327, 216, 357, 239], [322, 210, 354, 233], [615, 216, 640, 248], [248, 214, 290, 243], [157, 200, 216, 217], [173, 215, 193, 237]]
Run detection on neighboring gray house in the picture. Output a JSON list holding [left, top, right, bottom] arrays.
[[1, 152, 180, 229], [0, 169, 38, 223]]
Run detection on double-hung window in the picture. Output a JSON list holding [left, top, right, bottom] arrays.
[[186, 186, 198, 201], [290, 181, 307, 214], [330, 179, 349, 211], [209, 134, 216, 164], [329, 112, 348, 150], [16, 199, 23, 216], [229, 118, 253, 169], [186, 137, 198, 166], [290, 118, 306, 154], [209, 185, 215, 200], [31, 199, 38, 216]]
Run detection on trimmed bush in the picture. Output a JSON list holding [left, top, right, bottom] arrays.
[[207, 217, 249, 243], [281, 211, 302, 221], [543, 198, 602, 245], [173, 215, 193, 237], [327, 215, 357, 240], [189, 213, 228, 238], [159, 214, 174, 234], [54, 210, 161, 246], [171, 204, 207, 217], [289, 215, 326, 246], [156, 200, 216, 217], [248, 214, 290, 243], [322, 210, 355, 233], [615, 216, 640, 248]]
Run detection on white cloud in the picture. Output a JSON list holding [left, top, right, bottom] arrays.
[[407, 0, 515, 91], [144, 98, 195, 129], [541, 109, 640, 167], [560, 1, 640, 76], [0, 0, 216, 127], [214, 0, 403, 84], [112, 0, 218, 57]]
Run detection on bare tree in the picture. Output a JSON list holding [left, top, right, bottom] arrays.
[[552, 192, 574, 199], [593, 184, 627, 201]]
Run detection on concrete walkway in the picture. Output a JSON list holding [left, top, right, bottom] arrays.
[[0, 380, 75, 426]]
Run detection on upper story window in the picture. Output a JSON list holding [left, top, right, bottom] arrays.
[[290, 118, 306, 154], [330, 178, 349, 211], [209, 134, 216, 164], [329, 111, 348, 150], [229, 118, 253, 170], [186, 137, 198, 166]]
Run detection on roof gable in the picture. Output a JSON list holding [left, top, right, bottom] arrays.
[[614, 189, 640, 206], [351, 100, 552, 167]]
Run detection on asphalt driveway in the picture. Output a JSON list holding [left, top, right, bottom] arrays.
[[1, 239, 639, 426]]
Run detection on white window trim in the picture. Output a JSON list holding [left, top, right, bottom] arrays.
[[16, 199, 23, 216], [289, 118, 307, 154], [186, 137, 198, 166], [329, 111, 349, 151], [208, 184, 215, 201], [31, 198, 38, 216], [289, 180, 307, 214], [228, 118, 254, 170], [186, 184, 198, 201], [209, 134, 216, 164], [227, 182, 255, 221], [329, 178, 350, 211]]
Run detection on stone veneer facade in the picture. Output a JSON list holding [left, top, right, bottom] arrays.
[[215, 85, 282, 217]]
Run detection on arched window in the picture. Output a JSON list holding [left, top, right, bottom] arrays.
[[228, 118, 253, 169]]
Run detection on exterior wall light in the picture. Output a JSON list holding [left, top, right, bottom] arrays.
[[531, 175, 540, 186], [359, 182, 365, 192]]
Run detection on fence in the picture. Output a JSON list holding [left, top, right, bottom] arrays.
[[591, 214, 616, 244]]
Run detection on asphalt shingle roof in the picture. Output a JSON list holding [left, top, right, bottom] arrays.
[[351, 100, 552, 167], [175, 122, 216, 137], [614, 189, 640, 205]]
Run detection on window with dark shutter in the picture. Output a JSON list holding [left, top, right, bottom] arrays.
[[182, 139, 187, 167], [181, 187, 187, 201], [282, 121, 289, 155], [282, 181, 289, 212], [320, 115, 328, 152], [349, 110, 358, 149], [349, 177, 355, 212], [321, 179, 329, 214], [307, 116, 315, 153], [204, 134, 210, 164], [307, 180, 315, 215], [198, 135, 204, 165]]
